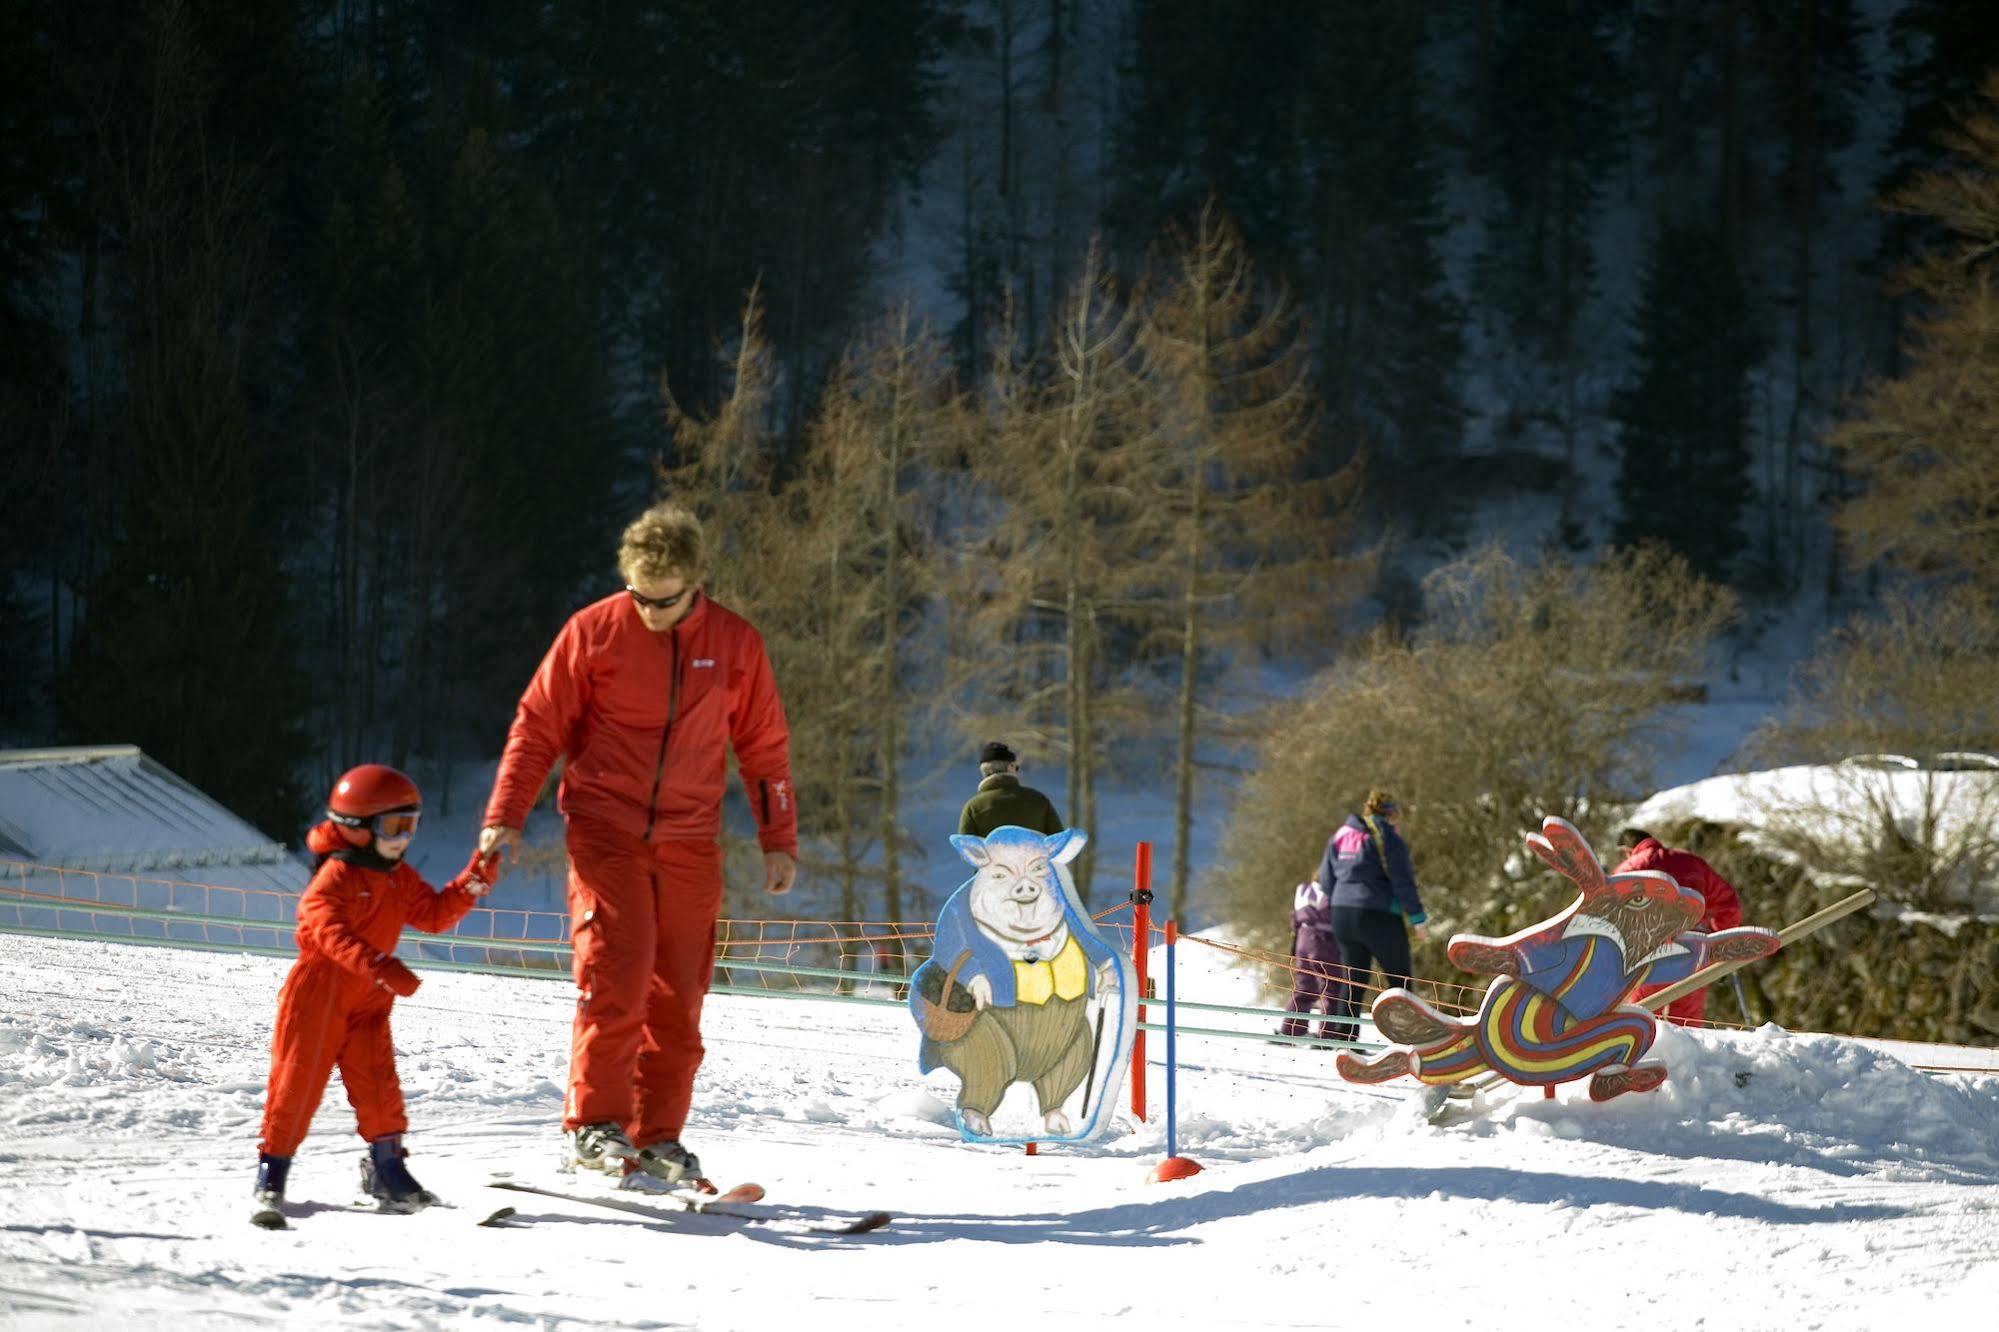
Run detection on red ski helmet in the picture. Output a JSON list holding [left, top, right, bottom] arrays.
[[327, 764, 423, 837]]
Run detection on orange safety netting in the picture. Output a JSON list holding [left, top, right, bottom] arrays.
[[0, 858, 1752, 1033]]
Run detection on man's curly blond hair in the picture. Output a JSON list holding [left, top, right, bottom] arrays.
[[618, 503, 705, 585]]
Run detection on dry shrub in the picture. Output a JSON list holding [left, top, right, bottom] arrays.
[[1207, 543, 1736, 975], [1743, 586, 1999, 909]]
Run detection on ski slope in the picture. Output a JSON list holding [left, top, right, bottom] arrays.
[[3, 933, 1997, 1331]]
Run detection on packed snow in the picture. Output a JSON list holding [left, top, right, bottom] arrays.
[[2, 931, 1997, 1331]]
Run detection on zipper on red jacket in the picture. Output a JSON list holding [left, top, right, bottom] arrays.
[[641, 630, 683, 840]]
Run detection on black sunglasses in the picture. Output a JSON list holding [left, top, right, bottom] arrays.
[[627, 584, 695, 612]]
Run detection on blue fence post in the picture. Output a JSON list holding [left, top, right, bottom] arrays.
[[1151, 918, 1203, 1182]]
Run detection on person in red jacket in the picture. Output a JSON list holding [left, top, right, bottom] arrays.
[[478, 501, 798, 1188], [253, 764, 496, 1227], [1613, 827, 1744, 1026]]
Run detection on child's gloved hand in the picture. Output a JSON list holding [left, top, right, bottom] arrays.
[[372, 955, 421, 996], [451, 847, 501, 899]]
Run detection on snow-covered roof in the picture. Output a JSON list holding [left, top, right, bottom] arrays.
[[0, 745, 307, 894], [1626, 757, 1999, 914]]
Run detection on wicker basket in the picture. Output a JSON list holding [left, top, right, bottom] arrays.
[[918, 949, 979, 1043]]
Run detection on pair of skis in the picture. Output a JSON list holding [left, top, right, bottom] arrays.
[[252, 1176, 889, 1237], [484, 1175, 891, 1236], [251, 1191, 450, 1231]]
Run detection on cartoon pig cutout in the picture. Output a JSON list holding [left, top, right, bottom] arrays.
[[910, 826, 1136, 1143], [1338, 816, 1780, 1102]]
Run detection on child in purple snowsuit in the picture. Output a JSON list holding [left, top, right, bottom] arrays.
[[1280, 879, 1345, 1043]]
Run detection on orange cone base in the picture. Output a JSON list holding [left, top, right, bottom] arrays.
[[1151, 1156, 1204, 1183]]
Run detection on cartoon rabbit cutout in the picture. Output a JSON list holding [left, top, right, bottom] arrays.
[[1338, 816, 1780, 1102]]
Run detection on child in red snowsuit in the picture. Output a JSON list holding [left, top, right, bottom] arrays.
[[1614, 828, 1745, 1026], [252, 764, 495, 1226]]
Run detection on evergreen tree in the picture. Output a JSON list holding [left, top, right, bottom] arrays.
[[1107, 0, 1310, 270], [0, 0, 69, 736], [293, 52, 623, 784], [1747, 0, 1867, 588], [52, 3, 309, 833], [503, 1, 947, 429], [1297, 3, 1462, 477], [1475, 0, 1624, 534], [1113, 2, 1461, 508], [1612, 223, 1762, 585]]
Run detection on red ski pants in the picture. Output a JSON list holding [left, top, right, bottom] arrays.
[[259, 961, 406, 1157], [1633, 981, 1708, 1027], [562, 823, 724, 1147]]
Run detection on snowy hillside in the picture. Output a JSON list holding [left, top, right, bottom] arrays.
[[3, 933, 1997, 1331]]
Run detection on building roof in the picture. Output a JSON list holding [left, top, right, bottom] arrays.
[[0, 745, 308, 894]]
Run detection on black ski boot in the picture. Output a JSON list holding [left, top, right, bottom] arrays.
[[361, 1134, 436, 1212], [570, 1121, 639, 1174], [251, 1153, 291, 1230], [627, 1139, 704, 1189]]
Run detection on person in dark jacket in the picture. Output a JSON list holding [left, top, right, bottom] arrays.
[[1279, 878, 1346, 1043], [1613, 828, 1745, 1026], [1318, 789, 1430, 1043], [957, 741, 1065, 836]]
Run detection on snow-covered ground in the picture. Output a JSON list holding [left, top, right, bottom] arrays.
[[3, 933, 1997, 1331]]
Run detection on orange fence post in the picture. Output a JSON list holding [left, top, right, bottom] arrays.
[[1130, 841, 1152, 1123]]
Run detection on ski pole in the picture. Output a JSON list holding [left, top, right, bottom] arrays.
[[1729, 972, 1753, 1023]]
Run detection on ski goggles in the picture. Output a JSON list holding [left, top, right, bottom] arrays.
[[372, 811, 422, 839], [330, 808, 422, 838]]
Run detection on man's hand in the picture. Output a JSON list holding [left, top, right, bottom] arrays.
[[1412, 921, 1432, 942], [478, 825, 521, 865], [762, 850, 797, 896]]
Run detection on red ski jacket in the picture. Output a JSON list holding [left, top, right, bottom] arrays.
[[484, 591, 797, 854], [292, 840, 480, 999], [1613, 838, 1743, 934]]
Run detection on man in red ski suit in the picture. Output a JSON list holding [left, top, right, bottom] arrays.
[[255, 764, 495, 1224], [479, 502, 797, 1186], [1614, 828, 1744, 1025]]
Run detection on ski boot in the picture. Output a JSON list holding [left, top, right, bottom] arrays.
[[619, 1139, 705, 1193], [361, 1134, 437, 1212], [251, 1153, 290, 1230], [570, 1121, 640, 1175]]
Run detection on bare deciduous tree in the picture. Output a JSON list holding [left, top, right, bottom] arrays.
[[956, 243, 1154, 902], [1138, 202, 1368, 916], [1830, 72, 1999, 596]]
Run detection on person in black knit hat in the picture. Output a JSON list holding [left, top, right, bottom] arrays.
[[957, 741, 1065, 836]]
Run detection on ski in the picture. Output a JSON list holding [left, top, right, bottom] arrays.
[[486, 1179, 891, 1236], [247, 1196, 507, 1229]]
